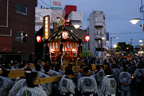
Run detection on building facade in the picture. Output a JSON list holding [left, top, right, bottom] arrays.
[[68, 11, 83, 29], [0, 0, 37, 63], [87, 11, 106, 59], [35, 8, 63, 32]]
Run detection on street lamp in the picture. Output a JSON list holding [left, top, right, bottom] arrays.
[[130, 18, 144, 24], [73, 24, 80, 29], [139, 39, 144, 51], [113, 44, 117, 48], [130, 0, 144, 25], [110, 37, 119, 55], [113, 44, 117, 56]]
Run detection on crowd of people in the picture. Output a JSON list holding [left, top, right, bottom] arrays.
[[0, 56, 144, 96]]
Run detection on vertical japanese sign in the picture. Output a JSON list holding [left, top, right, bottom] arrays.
[[44, 15, 50, 39]]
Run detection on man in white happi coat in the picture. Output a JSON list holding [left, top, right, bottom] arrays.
[[59, 66, 76, 96], [119, 66, 131, 96], [0, 65, 14, 96], [16, 72, 47, 96], [77, 67, 98, 96], [101, 67, 117, 96]]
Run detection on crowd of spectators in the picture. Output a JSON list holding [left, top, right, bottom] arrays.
[[0, 56, 144, 96]]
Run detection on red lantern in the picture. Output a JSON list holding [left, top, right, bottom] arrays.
[[36, 36, 41, 43], [65, 19, 69, 26], [62, 31, 68, 39], [85, 35, 90, 42], [65, 19, 69, 22]]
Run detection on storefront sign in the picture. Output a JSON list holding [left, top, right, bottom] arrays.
[[44, 15, 50, 39], [50, 0, 62, 9]]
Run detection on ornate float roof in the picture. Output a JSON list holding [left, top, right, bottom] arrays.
[[47, 28, 82, 43]]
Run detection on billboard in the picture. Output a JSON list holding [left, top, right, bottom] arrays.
[[51, 0, 62, 9]]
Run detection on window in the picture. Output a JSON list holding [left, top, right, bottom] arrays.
[[95, 16, 98, 21], [15, 32, 28, 43], [16, 4, 27, 16], [35, 17, 40, 20]]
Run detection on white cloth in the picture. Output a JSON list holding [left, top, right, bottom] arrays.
[[49, 70, 62, 76], [101, 75, 117, 95], [95, 69, 105, 82], [77, 75, 98, 94], [0, 76, 14, 96], [133, 69, 144, 83], [59, 75, 75, 95], [16, 86, 47, 96], [9, 79, 26, 96], [119, 72, 131, 84]]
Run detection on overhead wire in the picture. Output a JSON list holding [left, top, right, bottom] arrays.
[[0, 0, 44, 18], [39, 0, 62, 17], [110, 31, 144, 34], [2, 0, 143, 35]]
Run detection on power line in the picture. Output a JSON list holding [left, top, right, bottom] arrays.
[[110, 31, 144, 34], [0, 0, 44, 18], [39, 0, 62, 17]]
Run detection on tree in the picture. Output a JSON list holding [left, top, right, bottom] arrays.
[[116, 42, 127, 52], [116, 42, 134, 54], [125, 44, 134, 53]]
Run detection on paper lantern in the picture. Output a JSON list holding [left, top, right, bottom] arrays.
[[36, 36, 41, 43]]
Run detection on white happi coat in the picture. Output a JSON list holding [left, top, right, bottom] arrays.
[[101, 75, 117, 95], [77, 75, 98, 94], [59, 75, 75, 95], [9, 79, 26, 96], [0, 76, 14, 96], [16, 86, 47, 96]]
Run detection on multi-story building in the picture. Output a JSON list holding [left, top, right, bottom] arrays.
[[0, 0, 37, 63], [68, 11, 83, 29], [87, 11, 106, 59]]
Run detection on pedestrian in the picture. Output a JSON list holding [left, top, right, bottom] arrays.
[[8, 67, 32, 96], [16, 72, 47, 96], [133, 64, 144, 96], [59, 66, 76, 96], [77, 67, 98, 96], [0, 64, 15, 96], [95, 65, 105, 88], [101, 67, 117, 96], [42, 65, 52, 96], [119, 66, 131, 96], [35, 64, 52, 96]]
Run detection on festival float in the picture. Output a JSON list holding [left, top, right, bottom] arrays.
[[45, 18, 82, 62]]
